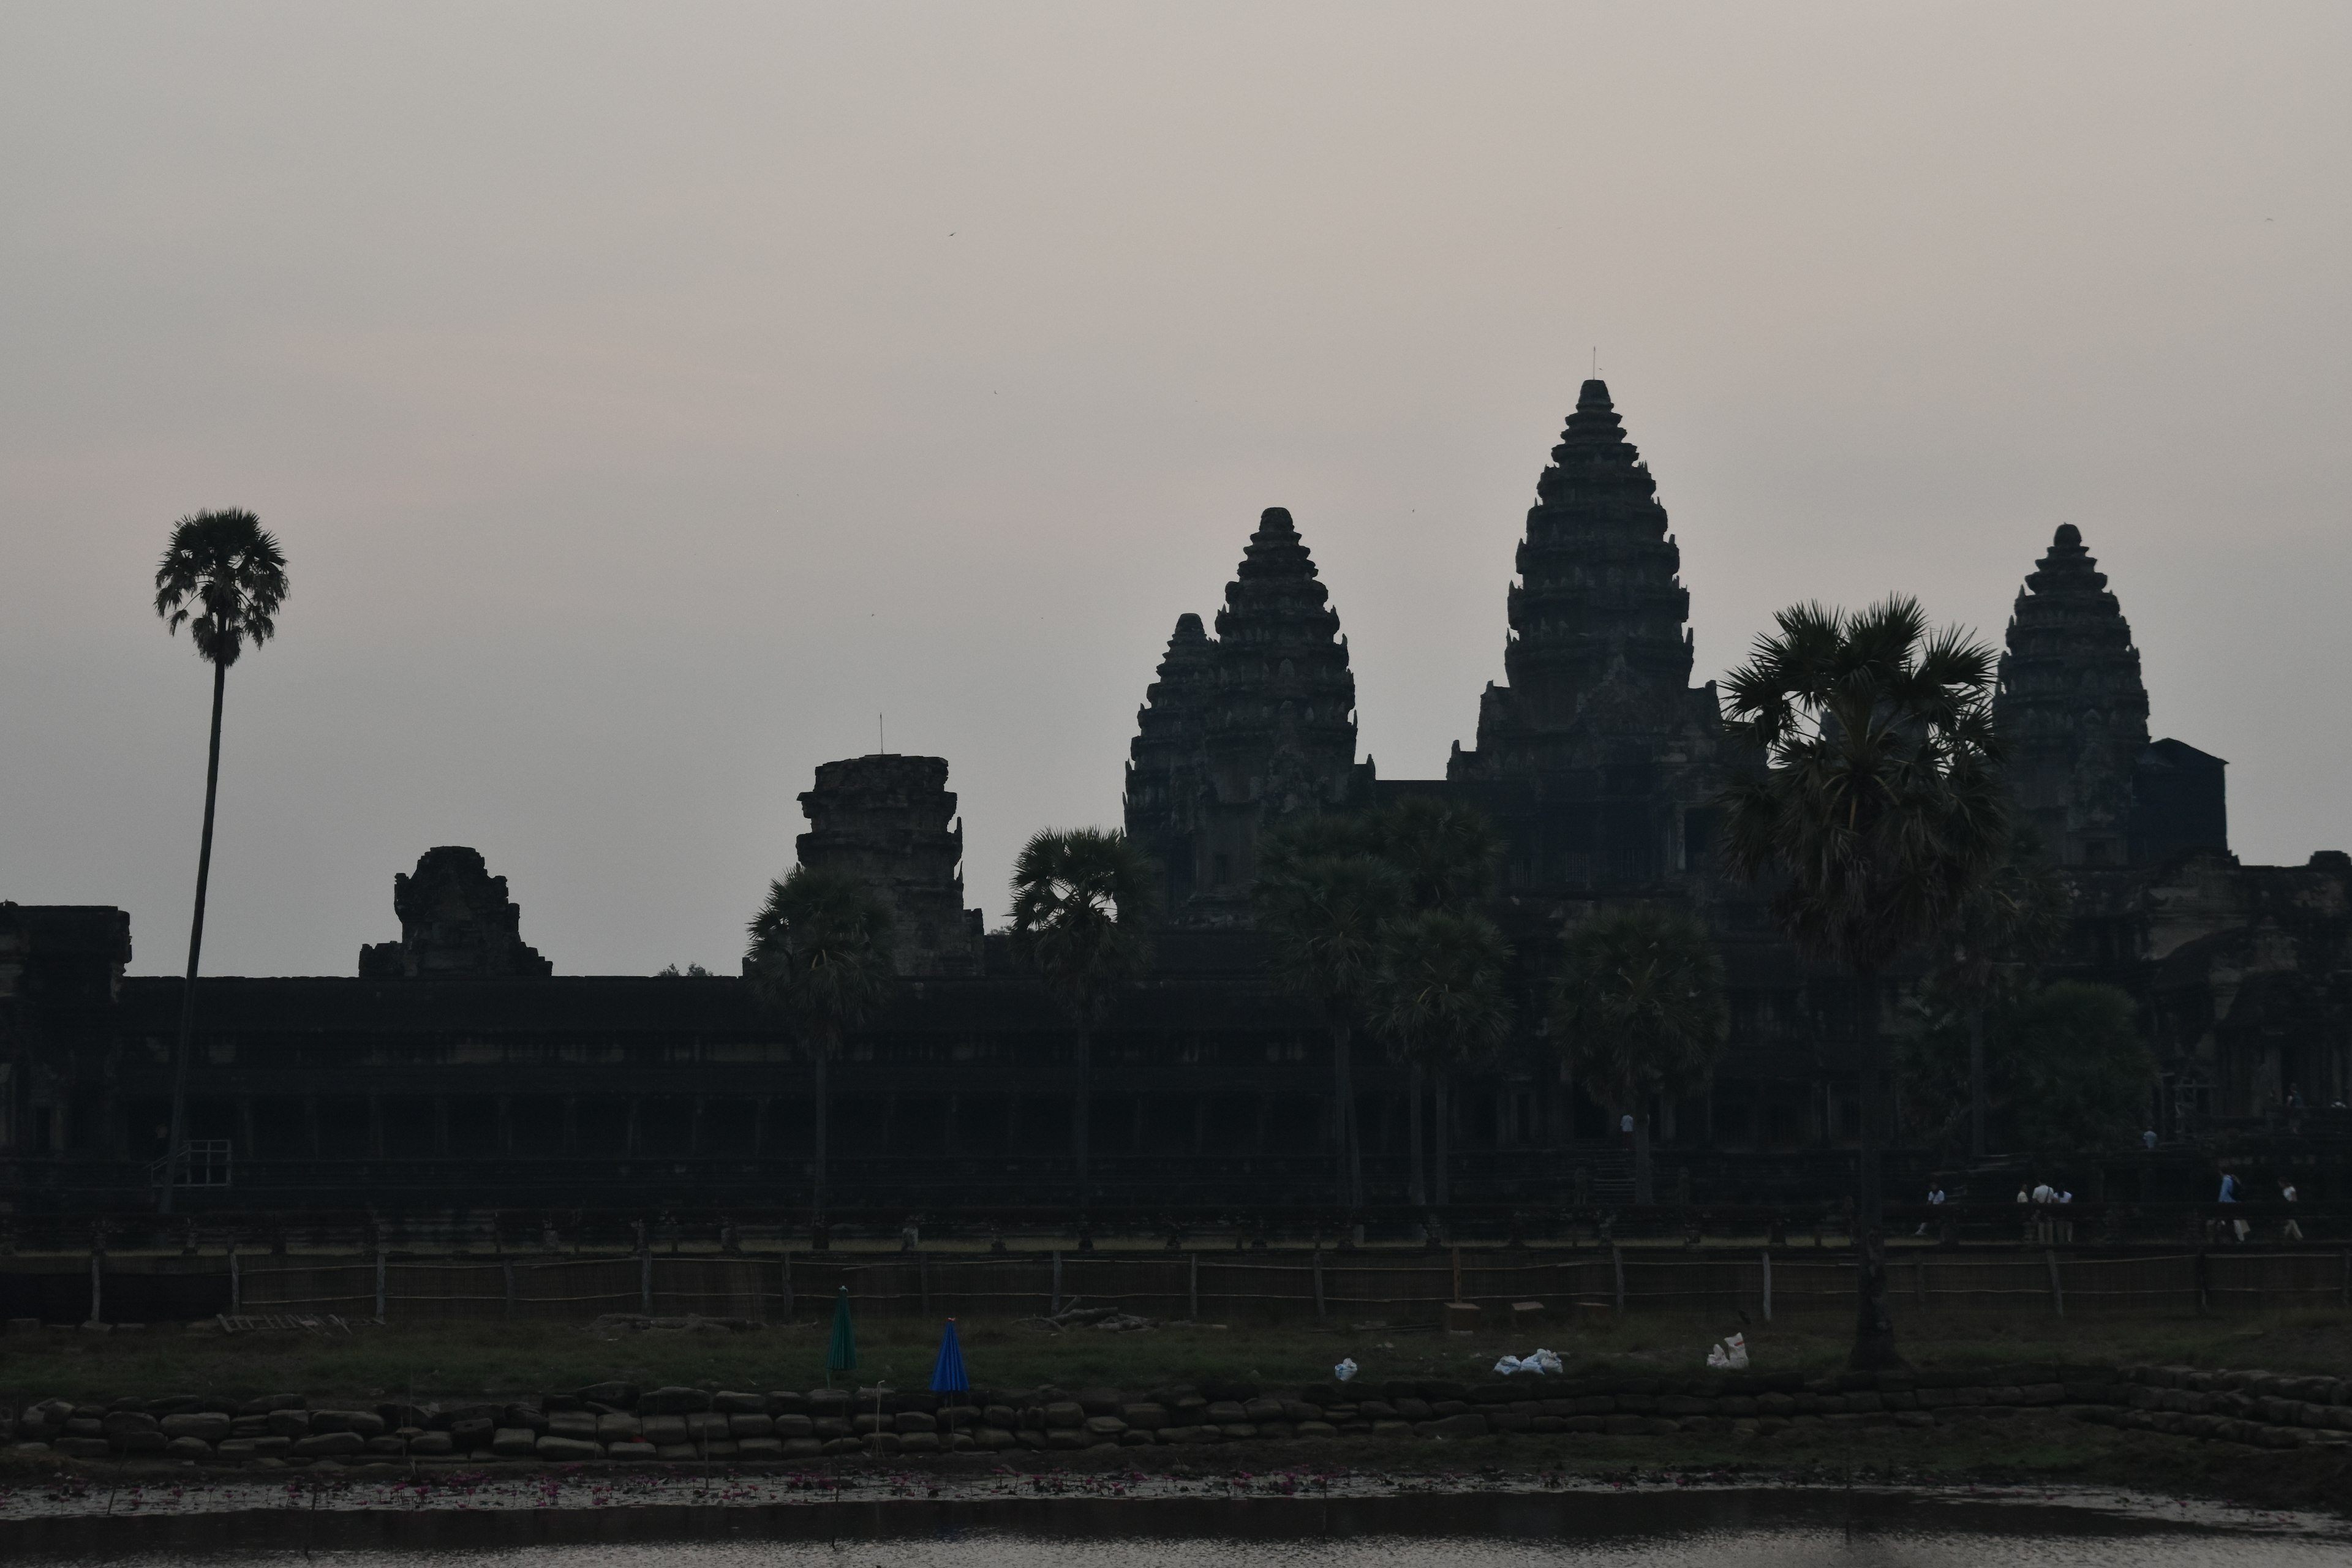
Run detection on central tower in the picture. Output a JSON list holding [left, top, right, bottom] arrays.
[[1447, 380, 1723, 892]]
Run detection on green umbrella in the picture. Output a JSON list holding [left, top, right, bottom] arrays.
[[825, 1286, 857, 1389]]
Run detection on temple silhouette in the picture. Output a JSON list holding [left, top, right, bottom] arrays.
[[2, 382, 2340, 1214]]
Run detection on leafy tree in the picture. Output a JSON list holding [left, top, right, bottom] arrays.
[[747, 866, 897, 1224], [1905, 981, 2150, 1155], [1911, 834, 2071, 1155], [152, 508, 288, 1215], [1256, 842, 1406, 1211], [1009, 828, 1156, 1200], [1371, 908, 1514, 1208], [1550, 904, 1730, 1205], [2006, 982, 2152, 1152], [1721, 595, 2005, 1370]]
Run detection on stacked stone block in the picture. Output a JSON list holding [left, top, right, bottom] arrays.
[[6, 1365, 2346, 1464]]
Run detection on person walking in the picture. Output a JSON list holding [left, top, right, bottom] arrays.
[[2218, 1170, 2247, 1243]]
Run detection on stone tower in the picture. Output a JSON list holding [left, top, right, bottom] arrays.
[[1447, 380, 1724, 891], [1123, 507, 1361, 924], [358, 846, 552, 978], [1995, 524, 2152, 867], [1123, 612, 1218, 912], [796, 755, 984, 976]]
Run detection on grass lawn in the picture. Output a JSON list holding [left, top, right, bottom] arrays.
[[3, 1306, 2346, 1406]]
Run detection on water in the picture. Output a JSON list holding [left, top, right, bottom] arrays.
[[6, 1489, 2341, 1565]]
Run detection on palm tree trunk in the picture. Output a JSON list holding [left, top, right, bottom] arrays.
[[1073, 1021, 1091, 1204], [161, 660, 227, 1216], [1632, 1104, 1655, 1205], [1434, 1074, 1452, 1208], [1967, 1005, 1987, 1158], [1407, 1063, 1427, 1208], [1852, 965, 1901, 1369], [1331, 1019, 1360, 1212], [812, 1032, 831, 1227]]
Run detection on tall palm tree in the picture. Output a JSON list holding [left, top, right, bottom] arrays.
[[1372, 908, 1514, 1209], [1551, 904, 1729, 1205], [746, 865, 897, 1229], [1721, 595, 2005, 1369], [152, 509, 288, 1215], [1256, 831, 1406, 1212], [1009, 828, 1156, 1201], [1368, 795, 1503, 914]]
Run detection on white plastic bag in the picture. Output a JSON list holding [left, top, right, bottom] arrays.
[[1531, 1348, 1564, 1374], [1705, 1332, 1750, 1370], [1333, 1357, 1359, 1383], [1493, 1354, 1526, 1375]]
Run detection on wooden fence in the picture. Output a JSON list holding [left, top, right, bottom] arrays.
[[200, 1246, 2352, 1325]]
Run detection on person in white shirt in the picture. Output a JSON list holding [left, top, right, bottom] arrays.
[[1915, 1184, 1946, 1235]]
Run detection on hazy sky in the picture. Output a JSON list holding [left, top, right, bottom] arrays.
[[3, 4, 2346, 978]]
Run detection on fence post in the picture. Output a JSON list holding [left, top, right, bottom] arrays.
[[2195, 1248, 2210, 1314], [1760, 1249, 1771, 1324], [1452, 1245, 1463, 1304], [1189, 1251, 1199, 1321], [87, 1231, 103, 1327], [2045, 1249, 2065, 1317], [919, 1252, 930, 1314], [2342, 1250, 2349, 1309], [1050, 1251, 1062, 1316], [1611, 1243, 1625, 1315], [782, 1253, 794, 1321], [1313, 1243, 1327, 1319], [374, 1246, 388, 1324], [503, 1257, 516, 1320], [640, 1247, 654, 1314]]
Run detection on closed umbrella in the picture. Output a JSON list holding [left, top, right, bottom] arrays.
[[825, 1285, 857, 1390], [931, 1317, 969, 1444]]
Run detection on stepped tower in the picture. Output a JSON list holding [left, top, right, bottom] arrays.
[[1994, 524, 2152, 867], [1123, 507, 1360, 924], [796, 755, 984, 974], [1447, 381, 1723, 891]]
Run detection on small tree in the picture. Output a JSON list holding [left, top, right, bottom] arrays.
[[1721, 595, 2005, 1370], [153, 508, 288, 1214], [746, 866, 896, 1226], [1256, 835, 1406, 1212], [1009, 828, 1156, 1201], [1371, 908, 1514, 1209], [2006, 982, 2153, 1153], [1924, 834, 2071, 1156], [1551, 904, 1729, 1205]]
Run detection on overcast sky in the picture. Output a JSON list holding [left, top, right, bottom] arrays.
[[2, 4, 2346, 978]]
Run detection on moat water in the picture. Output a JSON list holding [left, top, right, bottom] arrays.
[[3, 1484, 2342, 1564]]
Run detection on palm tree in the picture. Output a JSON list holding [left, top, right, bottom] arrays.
[[1551, 904, 1729, 1205], [746, 866, 897, 1229], [1368, 795, 1503, 913], [1371, 908, 1514, 1210], [1721, 595, 2005, 1369], [1256, 832, 1406, 1212], [152, 509, 288, 1215], [1009, 828, 1156, 1202]]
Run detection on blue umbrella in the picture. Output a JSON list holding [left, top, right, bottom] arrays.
[[930, 1317, 969, 1395]]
